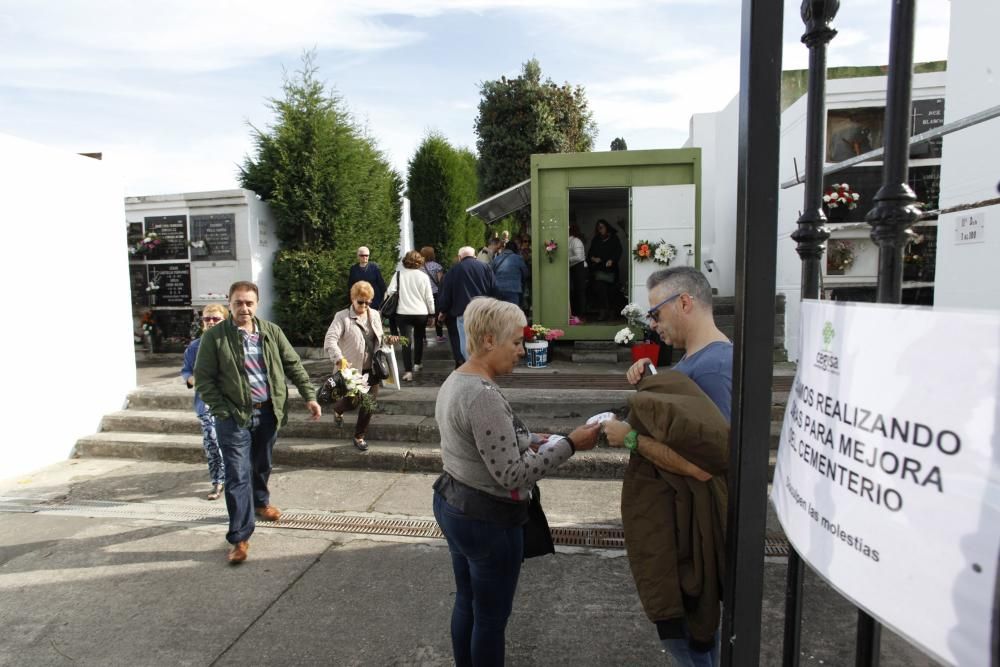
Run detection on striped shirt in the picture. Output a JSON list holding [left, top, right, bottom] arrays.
[[240, 327, 270, 403]]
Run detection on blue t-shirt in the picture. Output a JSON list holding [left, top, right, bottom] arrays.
[[672, 341, 733, 422]]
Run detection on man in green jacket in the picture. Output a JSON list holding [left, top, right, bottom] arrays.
[[194, 281, 321, 564]]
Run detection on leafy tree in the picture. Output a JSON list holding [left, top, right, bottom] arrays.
[[610, 137, 628, 151], [239, 52, 401, 344], [474, 58, 597, 211], [406, 133, 485, 265]]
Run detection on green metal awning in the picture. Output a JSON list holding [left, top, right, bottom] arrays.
[[465, 179, 531, 224]]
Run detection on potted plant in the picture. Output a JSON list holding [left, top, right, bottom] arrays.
[[523, 324, 565, 368], [616, 303, 659, 364]]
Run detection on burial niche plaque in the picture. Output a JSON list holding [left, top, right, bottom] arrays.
[[149, 263, 192, 307], [145, 215, 189, 260], [191, 213, 236, 261], [129, 264, 149, 305]]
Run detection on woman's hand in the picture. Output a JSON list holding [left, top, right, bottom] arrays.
[[567, 423, 601, 451], [603, 418, 631, 447], [386, 335, 401, 345]]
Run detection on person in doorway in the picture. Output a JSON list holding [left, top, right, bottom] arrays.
[[181, 303, 229, 500], [194, 281, 322, 564], [437, 246, 495, 366], [603, 266, 732, 666], [567, 224, 587, 323], [432, 297, 601, 666], [384, 250, 436, 382], [348, 246, 387, 310], [587, 219, 623, 321], [491, 240, 528, 308], [420, 246, 446, 343], [324, 281, 399, 450]]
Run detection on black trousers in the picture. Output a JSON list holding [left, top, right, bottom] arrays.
[[395, 314, 427, 371], [445, 316, 465, 367]]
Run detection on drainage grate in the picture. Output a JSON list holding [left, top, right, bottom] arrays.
[[0, 497, 790, 556]]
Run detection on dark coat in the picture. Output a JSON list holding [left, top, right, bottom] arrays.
[[587, 233, 623, 283], [620, 371, 729, 645], [437, 256, 496, 318], [348, 262, 387, 309]]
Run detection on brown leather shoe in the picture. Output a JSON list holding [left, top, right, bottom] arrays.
[[227, 540, 249, 564], [255, 505, 282, 522]]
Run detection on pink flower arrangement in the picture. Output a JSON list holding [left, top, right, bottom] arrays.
[[528, 324, 564, 342], [544, 240, 558, 262]]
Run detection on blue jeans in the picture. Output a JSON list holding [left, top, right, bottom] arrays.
[[216, 406, 278, 544], [456, 315, 469, 360], [661, 628, 720, 667], [433, 493, 523, 667], [195, 407, 225, 485]]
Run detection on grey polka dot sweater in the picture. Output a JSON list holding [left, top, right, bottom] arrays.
[[436, 371, 575, 501]]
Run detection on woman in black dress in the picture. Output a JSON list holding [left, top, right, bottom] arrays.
[[587, 219, 623, 321]]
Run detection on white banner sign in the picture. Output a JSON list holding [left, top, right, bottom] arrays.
[[771, 300, 1000, 667]]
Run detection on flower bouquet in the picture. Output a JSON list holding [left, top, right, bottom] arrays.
[[544, 240, 558, 263], [653, 242, 677, 266], [633, 239, 653, 262], [826, 240, 856, 274], [318, 359, 376, 411], [129, 232, 163, 257], [525, 324, 565, 342], [823, 183, 860, 210]]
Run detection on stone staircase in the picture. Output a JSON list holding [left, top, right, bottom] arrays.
[[77, 298, 792, 479]]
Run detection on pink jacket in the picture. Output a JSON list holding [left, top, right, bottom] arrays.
[[323, 306, 385, 371]]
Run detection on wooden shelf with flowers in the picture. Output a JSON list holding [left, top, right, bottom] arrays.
[[522, 324, 565, 368]]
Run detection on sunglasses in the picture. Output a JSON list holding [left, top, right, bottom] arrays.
[[355, 300, 370, 305], [202, 316, 223, 323], [646, 293, 683, 323], [358, 254, 369, 258]]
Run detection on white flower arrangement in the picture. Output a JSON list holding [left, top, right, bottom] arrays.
[[653, 242, 677, 266], [823, 183, 861, 210], [340, 367, 371, 397], [621, 303, 645, 323], [614, 327, 636, 346]]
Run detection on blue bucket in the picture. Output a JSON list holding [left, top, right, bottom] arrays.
[[525, 341, 548, 368]]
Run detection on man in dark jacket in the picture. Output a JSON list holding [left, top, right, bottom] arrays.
[[437, 246, 495, 366], [194, 281, 321, 564], [347, 246, 388, 309], [604, 266, 732, 665]]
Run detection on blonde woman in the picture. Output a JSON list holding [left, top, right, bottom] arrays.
[[432, 297, 601, 665], [324, 281, 398, 451], [181, 303, 229, 499]]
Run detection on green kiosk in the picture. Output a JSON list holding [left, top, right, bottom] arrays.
[[469, 148, 701, 343]]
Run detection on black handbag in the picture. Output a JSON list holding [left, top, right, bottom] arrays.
[[522, 484, 555, 560], [369, 348, 391, 384], [316, 371, 348, 406], [381, 290, 399, 317]]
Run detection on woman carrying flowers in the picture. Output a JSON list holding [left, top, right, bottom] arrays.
[[323, 280, 399, 451]]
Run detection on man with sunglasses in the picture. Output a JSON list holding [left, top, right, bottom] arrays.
[[604, 266, 732, 666], [347, 246, 387, 310]]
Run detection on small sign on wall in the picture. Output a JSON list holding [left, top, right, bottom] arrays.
[[954, 212, 984, 244]]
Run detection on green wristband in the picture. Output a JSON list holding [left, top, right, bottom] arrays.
[[624, 430, 639, 452]]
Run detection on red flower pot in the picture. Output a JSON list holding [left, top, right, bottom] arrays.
[[631, 342, 660, 365]]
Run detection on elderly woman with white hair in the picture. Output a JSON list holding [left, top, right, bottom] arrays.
[[432, 297, 601, 666]]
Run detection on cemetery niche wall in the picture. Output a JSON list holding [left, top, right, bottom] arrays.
[[125, 189, 278, 352]]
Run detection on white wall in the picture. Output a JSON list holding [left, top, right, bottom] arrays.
[[775, 73, 946, 360], [0, 135, 134, 481], [247, 192, 278, 320], [935, 1, 1000, 310]]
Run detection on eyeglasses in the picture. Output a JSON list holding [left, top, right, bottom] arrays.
[[202, 316, 223, 323], [357, 254, 369, 258], [355, 300, 370, 305], [646, 293, 683, 323]]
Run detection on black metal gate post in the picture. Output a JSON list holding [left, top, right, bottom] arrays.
[[786, 2, 839, 666], [858, 1, 923, 664], [720, 0, 784, 663]]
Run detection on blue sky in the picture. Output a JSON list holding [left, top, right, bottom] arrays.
[[0, 1, 950, 195]]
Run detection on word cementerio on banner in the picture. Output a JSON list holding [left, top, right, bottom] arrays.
[[771, 299, 999, 667]]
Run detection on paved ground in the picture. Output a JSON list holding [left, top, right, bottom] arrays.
[[0, 457, 940, 666]]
